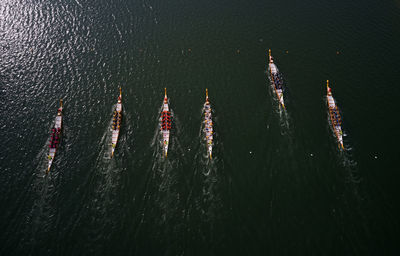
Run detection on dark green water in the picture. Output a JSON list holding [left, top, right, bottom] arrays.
[[1, 0, 399, 254]]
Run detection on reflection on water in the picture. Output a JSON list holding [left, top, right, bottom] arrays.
[[1, 0, 399, 254]]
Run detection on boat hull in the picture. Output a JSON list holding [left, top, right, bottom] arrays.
[[111, 89, 122, 157], [327, 94, 344, 149], [269, 60, 285, 108], [111, 101, 122, 157], [204, 101, 213, 159], [161, 97, 170, 157], [47, 106, 63, 173]]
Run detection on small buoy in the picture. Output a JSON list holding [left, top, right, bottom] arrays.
[[249, 151, 252, 154], [374, 155, 378, 159], [310, 153, 313, 157]]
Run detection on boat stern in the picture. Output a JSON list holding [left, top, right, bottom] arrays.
[[163, 138, 169, 158], [164, 142, 168, 157]]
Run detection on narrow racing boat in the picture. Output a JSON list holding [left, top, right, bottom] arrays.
[[160, 88, 171, 157], [203, 88, 213, 159], [47, 99, 63, 173], [268, 49, 285, 109], [111, 87, 122, 157], [326, 80, 344, 150]]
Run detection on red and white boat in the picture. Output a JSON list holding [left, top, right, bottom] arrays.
[[203, 89, 213, 159], [160, 88, 171, 157], [111, 88, 122, 157], [47, 99, 63, 173], [268, 49, 285, 109], [326, 80, 344, 149]]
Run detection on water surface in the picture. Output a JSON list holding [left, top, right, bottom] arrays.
[[1, 0, 399, 254]]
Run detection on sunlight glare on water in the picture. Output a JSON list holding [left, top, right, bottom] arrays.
[[0, 0, 399, 254]]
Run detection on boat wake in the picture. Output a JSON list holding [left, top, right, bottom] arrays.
[[173, 107, 230, 248], [82, 152, 123, 246], [26, 174, 58, 235], [99, 120, 113, 160], [69, 119, 127, 252], [187, 149, 222, 222], [130, 107, 187, 251], [337, 135, 360, 185], [15, 145, 62, 254], [62, 101, 134, 253], [277, 106, 290, 132]]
